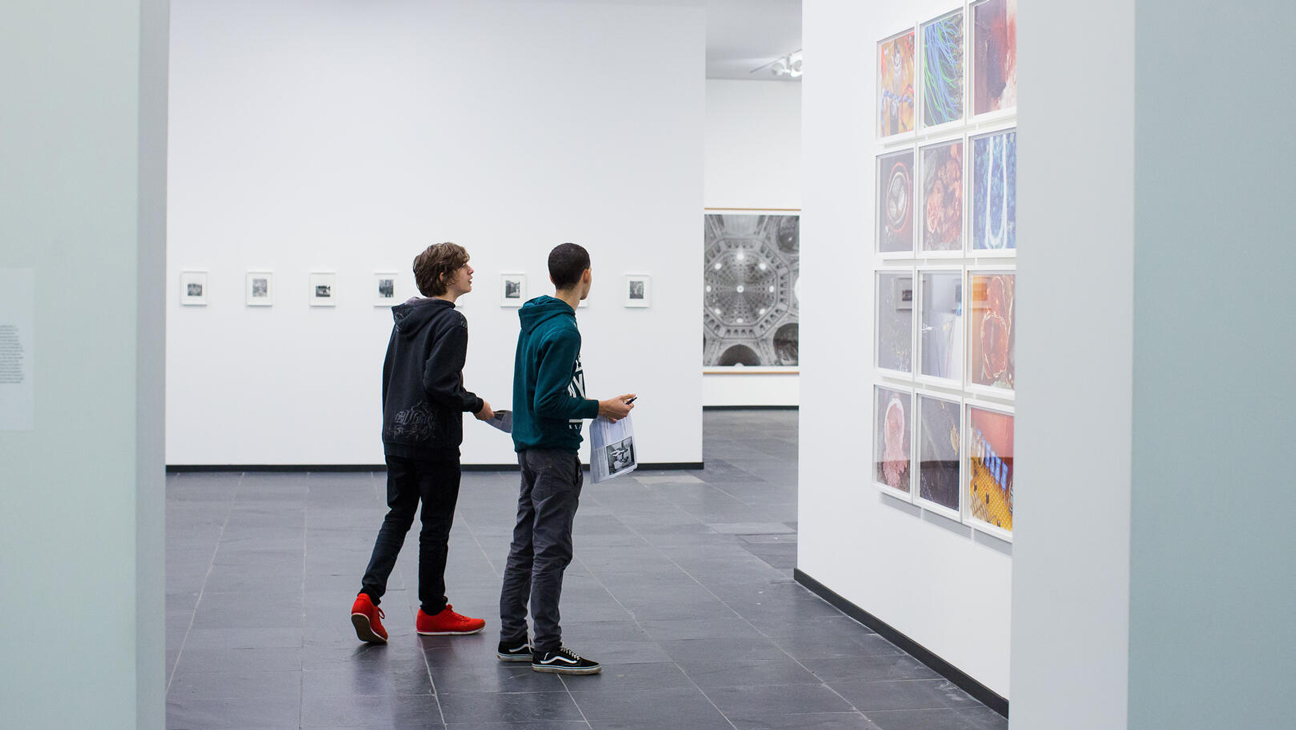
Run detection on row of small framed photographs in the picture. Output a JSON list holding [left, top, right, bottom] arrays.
[[178, 271, 655, 309], [875, 266, 1014, 399], [878, 0, 1017, 141], [876, 124, 1016, 257], [179, 271, 395, 307], [873, 384, 1014, 542], [501, 273, 652, 309]]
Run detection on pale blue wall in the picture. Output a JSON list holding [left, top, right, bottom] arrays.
[[0, 1, 168, 727], [1130, 1, 1296, 727]]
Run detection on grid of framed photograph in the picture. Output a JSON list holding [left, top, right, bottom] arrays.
[[872, 1, 1016, 542]]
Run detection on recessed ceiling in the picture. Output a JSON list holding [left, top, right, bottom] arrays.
[[706, 0, 802, 81]]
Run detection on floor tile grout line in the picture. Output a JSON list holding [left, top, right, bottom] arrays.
[[590, 475, 871, 724], [296, 472, 311, 728], [165, 471, 244, 696]]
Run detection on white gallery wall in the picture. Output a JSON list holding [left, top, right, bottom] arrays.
[[0, 1, 168, 727], [167, 0, 705, 467], [799, 0, 1012, 699], [703, 79, 801, 407]]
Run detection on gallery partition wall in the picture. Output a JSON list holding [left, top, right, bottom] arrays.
[[799, 0, 1014, 710], [165, 0, 705, 469]]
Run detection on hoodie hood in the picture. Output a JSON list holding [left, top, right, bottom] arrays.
[[392, 297, 454, 340], [518, 295, 575, 335]]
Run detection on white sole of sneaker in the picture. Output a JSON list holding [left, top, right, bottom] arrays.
[[351, 613, 388, 644], [497, 653, 533, 662], [417, 626, 485, 636], [532, 664, 602, 675]]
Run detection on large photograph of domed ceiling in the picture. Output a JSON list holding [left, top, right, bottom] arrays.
[[703, 212, 800, 370]]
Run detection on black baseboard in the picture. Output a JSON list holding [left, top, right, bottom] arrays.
[[167, 462, 704, 474], [703, 405, 799, 411], [794, 569, 1009, 718]]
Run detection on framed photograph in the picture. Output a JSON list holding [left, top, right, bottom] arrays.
[[916, 391, 962, 520], [965, 402, 1014, 541], [180, 271, 207, 306], [876, 268, 915, 377], [970, 126, 1017, 254], [972, 0, 1017, 118], [373, 272, 398, 307], [917, 268, 964, 386], [624, 275, 651, 308], [877, 29, 916, 139], [500, 273, 527, 307], [967, 269, 1015, 396], [874, 385, 915, 501], [309, 272, 337, 307], [877, 148, 916, 257], [919, 137, 965, 255], [920, 8, 966, 132], [245, 272, 273, 307], [703, 211, 800, 369]]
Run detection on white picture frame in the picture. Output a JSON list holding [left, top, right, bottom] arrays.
[[309, 272, 337, 307], [245, 272, 273, 307], [965, 265, 1016, 401], [917, 133, 968, 258], [873, 384, 916, 502], [916, 266, 965, 388], [373, 272, 399, 307], [915, 390, 963, 522], [917, 7, 968, 136], [964, 399, 1015, 542], [876, 267, 916, 380], [624, 275, 651, 308], [500, 273, 526, 307], [180, 271, 208, 306]]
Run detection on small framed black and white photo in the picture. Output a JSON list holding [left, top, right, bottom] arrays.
[[373, 272, 398, 307], [180, 271, 208, 306], [624, 274, 651, 308], [501, 273, 527, 307], [246, 272, 273, 307], [309, 272, 337, 307]]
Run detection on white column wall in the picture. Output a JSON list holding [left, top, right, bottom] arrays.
[[166, 0, 705, 467], [1006, 0, 1135, 727], [703, 79, 801, 408], [799, 0, 1011, 697], [0, 1, 169, 727]]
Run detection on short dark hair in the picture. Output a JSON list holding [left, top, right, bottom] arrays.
[[413, 242, 469, 296], [548, 243, 590, 290]]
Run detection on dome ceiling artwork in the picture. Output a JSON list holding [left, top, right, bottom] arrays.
[[703, 213, 800, 367]]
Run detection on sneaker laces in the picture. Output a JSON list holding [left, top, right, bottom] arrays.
[[555, 646, 580, 661], [377, 607, 385, 620]]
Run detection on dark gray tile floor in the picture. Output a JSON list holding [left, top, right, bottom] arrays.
[[166, 410, 1006, 730]]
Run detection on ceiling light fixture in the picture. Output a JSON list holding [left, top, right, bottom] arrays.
[[770, 51, 803, 79]]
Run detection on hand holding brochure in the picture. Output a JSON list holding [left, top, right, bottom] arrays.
[[590, 414, 636, 484], [485, 410, 513, 434]]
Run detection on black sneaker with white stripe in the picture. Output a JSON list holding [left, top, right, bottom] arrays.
[[532, 646, 601, 675], [497, 638, 533, 662]]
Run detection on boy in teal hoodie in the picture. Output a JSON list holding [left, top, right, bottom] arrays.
[[497, 243, 634, 675]]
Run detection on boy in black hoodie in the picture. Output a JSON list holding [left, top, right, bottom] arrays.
[[496, 243, 635, 674], [351, 243, 494, 644]]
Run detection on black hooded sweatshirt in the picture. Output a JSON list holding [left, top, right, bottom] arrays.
[[381, 298, 484, 461]]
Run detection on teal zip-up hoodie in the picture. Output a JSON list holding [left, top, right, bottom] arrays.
[[512, 296, 600, 453]]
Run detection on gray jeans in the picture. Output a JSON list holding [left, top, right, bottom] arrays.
[[499, 449, 583, 653]]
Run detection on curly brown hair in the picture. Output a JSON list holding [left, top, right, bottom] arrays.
[[413, 242, 470, 297]]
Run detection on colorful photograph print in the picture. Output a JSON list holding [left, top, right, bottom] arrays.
[[878, 31, 916, 137], [918, 394, 961, 514], [921, 141, 964, 252], [919, 270, 963, 382], [968, 272, 1015, 391], [877, 149, 915, 254], [973, 0, 1017, 115], [967, 406, 1013, 535], [875, 386, 913, 496], [922, 10, 965, 128], [971, 129, 1017, 251], [877, 271, 914, 374]]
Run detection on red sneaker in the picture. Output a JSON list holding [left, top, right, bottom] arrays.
[[416, 604, 486, 636], [351, 593, 388, 644]]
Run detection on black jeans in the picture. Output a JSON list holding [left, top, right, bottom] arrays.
[[499, 449, 583, 653], [360, 456, 461, 615]]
